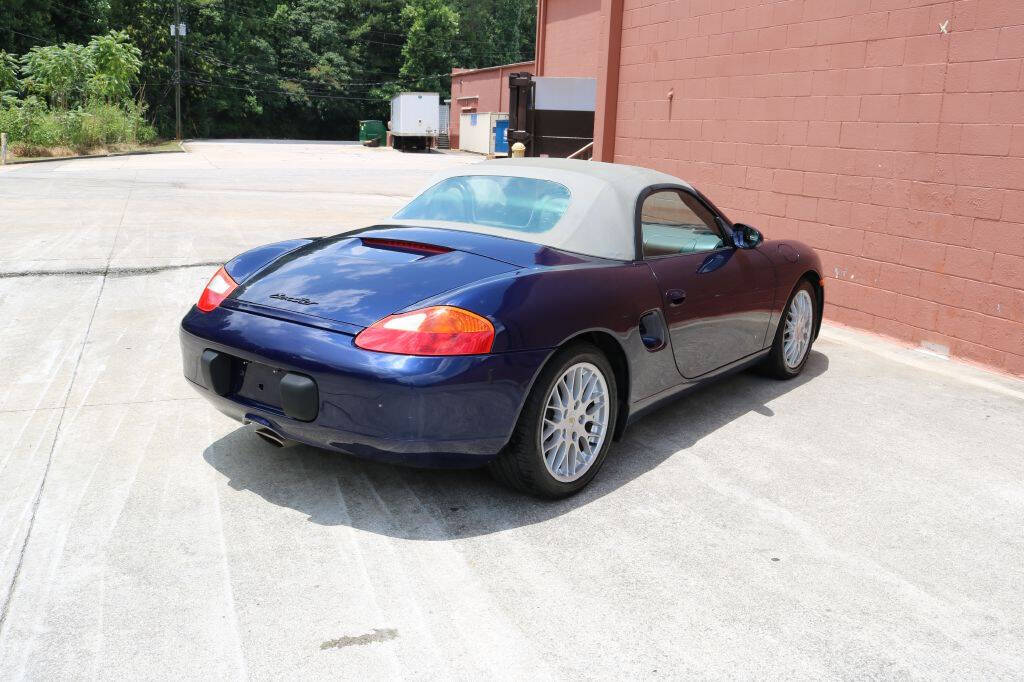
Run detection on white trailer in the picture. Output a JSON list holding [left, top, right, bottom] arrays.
[[389, 92, 440, 152]]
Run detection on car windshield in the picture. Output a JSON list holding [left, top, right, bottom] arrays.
[[394, 175, 571, 233]]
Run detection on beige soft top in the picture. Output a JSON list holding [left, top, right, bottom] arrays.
[[389, 158, 692, 261]]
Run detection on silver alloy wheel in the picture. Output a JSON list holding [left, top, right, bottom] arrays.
[[540, 361, 610, 483], [783, 289, 814, 369]]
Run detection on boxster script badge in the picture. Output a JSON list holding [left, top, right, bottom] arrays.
[[270, 293, 318, 305]]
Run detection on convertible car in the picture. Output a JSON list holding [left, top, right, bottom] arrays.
[[180, 158, 823, 497]]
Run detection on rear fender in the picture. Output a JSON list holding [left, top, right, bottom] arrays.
[[423, 261, 684, 413], [225, 238, 317, 283]]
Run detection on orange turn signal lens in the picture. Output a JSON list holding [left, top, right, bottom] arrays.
[[354, 306, 495, 356]]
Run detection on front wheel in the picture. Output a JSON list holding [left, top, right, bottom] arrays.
[[763, 280, 818, 379], [489, 344, 618, 498]]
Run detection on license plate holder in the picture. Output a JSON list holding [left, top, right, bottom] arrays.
[[235, 360, 283, 408]]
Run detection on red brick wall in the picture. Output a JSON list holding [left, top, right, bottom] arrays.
[[540, 0, 604, 76], [611, 0, 1024, 376]]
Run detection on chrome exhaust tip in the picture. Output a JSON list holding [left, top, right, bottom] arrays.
[[253, 427, 295, 448]]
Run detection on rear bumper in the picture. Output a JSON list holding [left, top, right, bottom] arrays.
[[180, 306, 550, 467]]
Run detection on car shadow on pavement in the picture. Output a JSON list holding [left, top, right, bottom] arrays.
[[203, 351, 829, 540]]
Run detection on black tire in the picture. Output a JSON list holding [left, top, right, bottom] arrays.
[[763, 279, 818, 379], [489, 343, 618, 498]]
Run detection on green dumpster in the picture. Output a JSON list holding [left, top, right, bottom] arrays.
[[359, 120, 386, 147]]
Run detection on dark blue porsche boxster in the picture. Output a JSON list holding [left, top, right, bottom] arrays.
[[181, 158, 823, 497]]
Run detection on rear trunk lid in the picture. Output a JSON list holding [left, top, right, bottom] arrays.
[[230, 233, 518, 328]]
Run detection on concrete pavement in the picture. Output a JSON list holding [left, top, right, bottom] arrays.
[[1, 141, 1023, 679]]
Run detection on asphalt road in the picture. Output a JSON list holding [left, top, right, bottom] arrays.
[[1, 141, 1023, 679]]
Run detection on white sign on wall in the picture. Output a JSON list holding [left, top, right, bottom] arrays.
[[533, 77, 596, 112]]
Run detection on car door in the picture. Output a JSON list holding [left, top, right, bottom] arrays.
[[639, 187, 775, 379]]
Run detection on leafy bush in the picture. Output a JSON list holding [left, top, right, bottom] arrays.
[[1, 98, 156, 154], [18, 32, 141, 110], [0, 32, 154, 156], [20, 42, 92, 110], [77, 101, 156, 147], [86, 32, 142, 103]]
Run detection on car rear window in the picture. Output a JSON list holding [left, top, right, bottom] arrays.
[[394, 175, 571, 233]]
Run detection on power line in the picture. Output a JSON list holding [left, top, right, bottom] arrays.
[[44, 0, 106, 23], [182, 69, 408, 92], [181, 69, 389, 96], [189, 49, 452, 87], [198, 29, 531, 63], [150, 79, 176, 106], [189, 43, 531, 82], [348, 35, 531, 61], [194, 50, 449, 83], [189, 43, 379, 77], [4, 28, 54, 45], [183, 76, 387, 102], [190, 49, 359, 85]]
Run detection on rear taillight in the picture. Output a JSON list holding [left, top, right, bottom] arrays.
[[196, 266, 238, 312], [354, 306, 494, 356]]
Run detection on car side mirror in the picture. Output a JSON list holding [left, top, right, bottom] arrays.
[[733, 223, 763, 249]]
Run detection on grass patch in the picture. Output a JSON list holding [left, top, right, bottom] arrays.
[[1, 100, 159, 158], [5, 139, 182, 163]]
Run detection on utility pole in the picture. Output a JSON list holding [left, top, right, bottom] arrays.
[[171, 1, 185, 141]]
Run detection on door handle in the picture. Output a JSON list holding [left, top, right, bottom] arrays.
[[666, 289, 686, 305]]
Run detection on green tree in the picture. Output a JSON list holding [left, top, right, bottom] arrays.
[[451, 0, 534, 69], [399, 0, 458, 93], [181, 0, 304, 137], [20, 42, 94, 109], [490, 0, 536, 64], [0, 50, 19, 90], [351, 0, 406, 120], [87, 30, 142, 102], [268, 0, 363, 134], [0, 50, 20, 105], [3, 0, 536, 139], [107, 0, 173, 130], [1, 0, 107, 55]]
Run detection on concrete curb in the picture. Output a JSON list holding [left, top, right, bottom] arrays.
[[4, 142, 185, 166]]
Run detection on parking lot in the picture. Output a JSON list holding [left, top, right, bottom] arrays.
[[2, 141, 1023, 679]]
